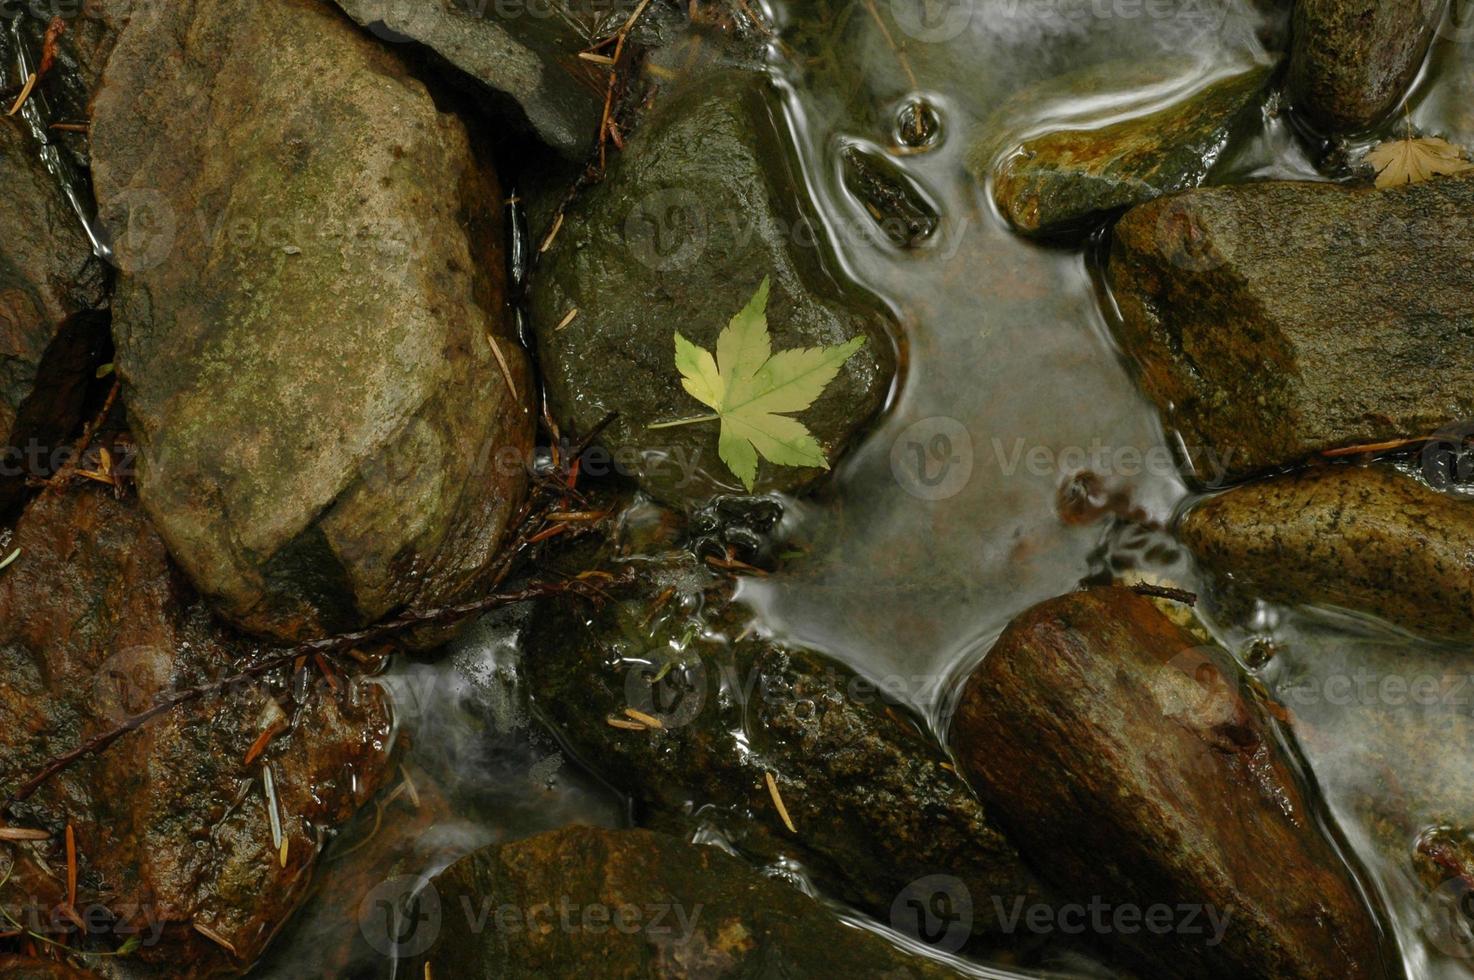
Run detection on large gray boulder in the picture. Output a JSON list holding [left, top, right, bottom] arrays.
[[331, 0, 633, 157], [531, 70, 895, 504], [91, 0, 534, 643], [1106, 174, 1474, 485]]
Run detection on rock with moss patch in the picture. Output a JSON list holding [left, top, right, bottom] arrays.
[[1106, 174, 1474, 485], [90, 0, 534, 643], [531, 70, 895, 505], [406, 825, 966, 978], [1288, 0, 1443, 135], [988, 67, 1269, 238]]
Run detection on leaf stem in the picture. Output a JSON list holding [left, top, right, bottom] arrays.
[[647, 414, 719, 430]]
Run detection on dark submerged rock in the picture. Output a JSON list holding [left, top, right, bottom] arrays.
[[949, 587, 1393, 979], [91, 0, 534, 643], [531, 70, 895, 504], [0, 487, 394, 976], [0, 116, 109, 516], [524, 547, 1047, 943], [406, 825, 965, 978], [1180, 464, 1474, 641], [1106, 174, 1474, 485], [1288, 0, 1444, 135], [989, 67, 1269, 239]]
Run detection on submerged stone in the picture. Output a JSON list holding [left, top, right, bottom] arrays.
[[406, 825, 965, 978], [950, 587, 1393, 979], [989, 67, 1269, 238], [1181, 464, 1474, 641], [1288, 0, 1442, 134], [0, 488, 393, 976], [1106, 174, 1474, 485], [0, 117, 109, 516], [531, 70, 895, 504], [524, 547, 1048, 945], [91, 0, 534, 643]]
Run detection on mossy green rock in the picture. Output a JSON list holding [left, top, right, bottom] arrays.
[[531, 70, 895, 505], [1181, 464, 1474, 641], [0, 117, 109, 515], [406, 826, 964, 978], [1288, 0, 1443, 134], [91, 0, 534, 643], [989, 67, 1269, 238], [524, 547, 1047, 944], [1107, 174, 1474, 485]]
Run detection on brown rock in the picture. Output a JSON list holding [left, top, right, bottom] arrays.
[[950, 587, 1393, 979], [1288, 0, 1443, 134], [1106, 174, 1474, 485], [0, 487, 394, 976], [90, 0, 533, 642], [1181, 464, 1474, 641], [0, 117, 109, 516]]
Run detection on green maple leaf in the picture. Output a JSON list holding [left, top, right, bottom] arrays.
[[650, 277, 865, 491]]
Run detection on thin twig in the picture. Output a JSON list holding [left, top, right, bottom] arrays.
[[1129, 583, 1198, 607]]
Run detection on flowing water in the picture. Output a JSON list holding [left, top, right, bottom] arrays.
[[10, 0, 1472, 976]]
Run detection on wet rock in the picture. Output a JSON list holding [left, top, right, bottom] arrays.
[[330, 0, 638, 157], [1288, 0, 1443, 134], [1180, 464, 1474, 641], [840, 142, 939, 248], [1106, 174, 1474, 485], [0, 487, 394, 976], [0, 116, 109, 516], [990, 67, 1269, 238], [524, 547, 1048, 944], [950, 587, 1392, 979], [406, 825, 964, 978], [91, 0, 534, 643], [531, 70, 895, 504]]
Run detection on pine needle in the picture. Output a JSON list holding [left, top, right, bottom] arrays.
[[555, 308, 579, 332], [765, 771, 796, 833], [6, 73, 36, 117], [623, 707, 664, 729], [606, 716, 647, 731], [193, 922, 238, 957], [487, 333, 520, 402], [0, 826, 49, 841]]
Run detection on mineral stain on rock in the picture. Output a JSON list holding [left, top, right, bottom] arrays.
[[950, 587, 1393, 979], [90, 0, 534, 643]]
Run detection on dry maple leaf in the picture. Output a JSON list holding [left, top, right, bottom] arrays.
[[1365, 135, 1474, 188]]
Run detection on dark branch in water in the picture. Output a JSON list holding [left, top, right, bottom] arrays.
[[1129, 583, 1199, 607]]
